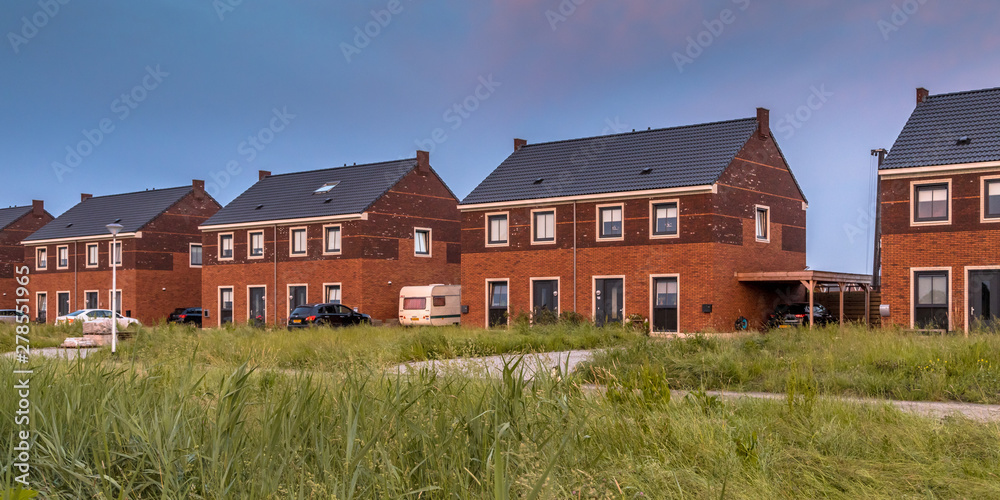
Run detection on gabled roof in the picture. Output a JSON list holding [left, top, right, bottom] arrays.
[[201, 158, 418, 228], [0, 206, 33, 231], [882, 87, 1000, 170], [460, 117, 760, 205], [24, 186, 193, 242]]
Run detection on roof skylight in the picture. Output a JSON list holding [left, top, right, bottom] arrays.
[[314, 182, 340, 194]]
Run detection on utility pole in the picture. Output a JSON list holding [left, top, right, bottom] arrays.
[[870, 148, 887, 289]]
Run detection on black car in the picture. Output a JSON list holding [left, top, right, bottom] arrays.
[[167, 307, 203, 327], [287, 303, 372, 329], [767, 303, 836, 329]]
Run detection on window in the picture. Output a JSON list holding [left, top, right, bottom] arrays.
[[249, 231, 264, 257], [219, 234, 234, 260], [487, 214, 508, 246], [325, 226, 342, 254], [57, 245, 69, 269], [324, 284, 341, 304], [110, 241, 122, 266], [219, 288, 234, 325], [985, 179, 1000, 220], [291, 228, 307, 256], [86, 244, 98, 267], [914, 183, 949, 223], [313, 181, 340, 194], [652, 202, 678, 237], [109, 290, 122, 315], [532, 210, 555, 243], [914, 271, 949, 330], [433, 296, 447, 307], [403, 298, 427, 310], [488, 281, 508, 327], [190, 244, 203, 267], [598, 205, 623, 239], [36, 293, 47, 323], [36, 247, 47, 270], [755, 206, 770, 242], [414, 228, 431, 256]]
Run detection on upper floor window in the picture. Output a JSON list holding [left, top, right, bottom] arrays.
[[57, 245, 69, 269], [652, 202, 678, 237], [985, 179, 1000, 220], [86, 243, 98, 267], [290, 228, 307, 255], [914, 183, 949, 223], [487, 214, 508, 246], [414, 228, 431, 256], [532, 210, 555, 243], [190, 244, 203, 267], [598, 205, 623, 239], [325, 226, 342, 254], [110, 241, 122, 266], [36, 247, 47, 270], [755, 206, 770, 242], [219, 234, 234, 260], [249, 231, 264, 257]]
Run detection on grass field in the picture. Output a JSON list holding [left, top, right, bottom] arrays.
[[577, 325, 1000, 404], [2, 354, 999, 499]]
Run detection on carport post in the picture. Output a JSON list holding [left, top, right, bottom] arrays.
[[864, 284, 871, 326], [838, 282, 846, 328], [800, 280, 816, 329]]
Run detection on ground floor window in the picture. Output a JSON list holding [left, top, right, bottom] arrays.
[[109, 290, 122, 315], [652, 277, 678, 333], [488, 281, 508, 328], [914, 270, 948, 330], [325, 284, 341, 304], [37, 293, 47, 323], [220, 288, 234, 325]]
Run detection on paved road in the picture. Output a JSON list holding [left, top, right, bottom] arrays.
[[3, 347, 100, 361], [396, 349, 1000, 423]]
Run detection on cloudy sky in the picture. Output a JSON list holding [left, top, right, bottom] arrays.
[[2, 0, 998, 273]]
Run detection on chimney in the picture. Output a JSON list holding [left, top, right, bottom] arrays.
[[192, 179, 205, 200], [32, 200, 44, 217], [416, 150, 430, 175], [81, 193, 92, 202], [756, 107, 770, 139], [514, 138, 527, 151], [917, 87, 929, 105], [259, 170, 271, 181]]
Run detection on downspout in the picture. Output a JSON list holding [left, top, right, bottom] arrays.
[[573, 201, 578, 314], [73, 241, 78, 310], [273, 224, 278, 326]]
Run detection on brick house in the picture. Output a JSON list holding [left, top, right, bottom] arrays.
[[198, 152, 460, 326], [878, 87, 1000, 333], [458, 109, 809, 333], [22, 181, 220, 324], [0, 202, 54, 308]]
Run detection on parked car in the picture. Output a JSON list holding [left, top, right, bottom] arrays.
[[767, 303, 836, 329], [287, 303, 371, 329], [168, 307, 203, 326], [0, 309, 28, 324], [55, 309, 142, 329]]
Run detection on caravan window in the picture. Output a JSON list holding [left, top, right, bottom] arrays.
[[433, 296, 447, 307], [403, 298, 427, 310]]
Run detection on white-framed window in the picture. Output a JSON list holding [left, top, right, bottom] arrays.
[[324, 225, 342, 255], [486, 212, 509, 247], [597, 204, 624, 240], [189, 243, 203, 268], [218, 233, 234, 261], [414, 228, 431, 257], [109, 241, 122, 267], [911, 180, 951, 226], [290, 227, 307, 256], [86, 243, 99, 268], [248, 230, 264, 258], [324, 283, 342, 304], [35, 247, 47, 270], [56, 245, 69, 269], [982, 176, 1000, 222], [109, 289, 122, 315], [911, 268, 950, 330], [531, 209, 556, 244], [650, 200, 679, 238], [755, 205, 770, 242]]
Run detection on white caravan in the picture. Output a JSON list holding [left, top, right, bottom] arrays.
[[398, 285, 462, 326]]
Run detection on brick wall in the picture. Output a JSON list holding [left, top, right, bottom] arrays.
[[0, 208, 53, 308]]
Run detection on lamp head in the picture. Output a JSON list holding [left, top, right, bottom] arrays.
[[106, 223, 124, 236]]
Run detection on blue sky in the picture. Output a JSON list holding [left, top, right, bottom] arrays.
[[2, 0, 998, 273]]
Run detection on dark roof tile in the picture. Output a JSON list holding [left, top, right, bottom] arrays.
[[0, 206, 32, 231]]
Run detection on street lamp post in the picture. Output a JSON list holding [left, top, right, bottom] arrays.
[[106, 223, 123, 354]]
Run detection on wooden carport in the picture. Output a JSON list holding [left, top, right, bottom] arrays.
[[737, 271, 874, 328]]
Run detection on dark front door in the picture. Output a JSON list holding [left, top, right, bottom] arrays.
[[57, 292, 70, 317], [595, 278, 624, 327], [532, 280, 558, 322], [969, 271, 1000, 330], [653, 277, 678, 333], [488, 282, 508, 328], [85, 292, 99, 310], [249, 287, 266, 324], [220, 288, 233, 325], [289, 286, 307, 314]]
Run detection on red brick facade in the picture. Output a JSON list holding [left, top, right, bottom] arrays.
[[879, 168, 1000, 332], [0, 202, 54, 309], [200, 166, 461, 326], [460, 123, 808, 332], [24, 186, 219, 324]]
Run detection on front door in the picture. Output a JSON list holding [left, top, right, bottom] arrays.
[[532, 280, 558, 323], [595, 278, 624, 327], [488, 281, 508, 328], [57, 292, 70, 317], [969, 270, 1000, 330], [249, 287, 266, 324], [289, 286, 308, 315], [85, 291, 99, 310], [652, 277, 678, 333]]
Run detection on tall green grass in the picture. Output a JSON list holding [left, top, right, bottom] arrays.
[[2, 354, 999, 498], [578, 325, 1000, 404]]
